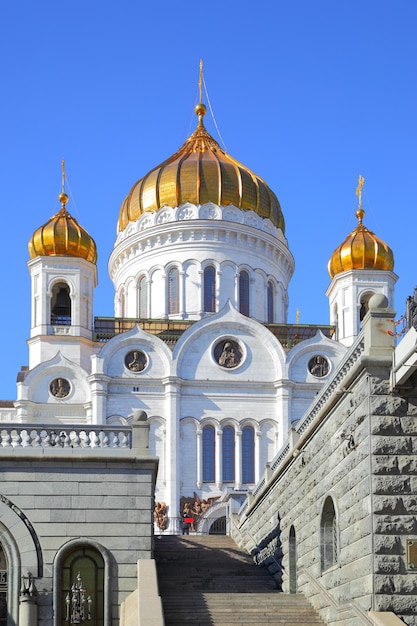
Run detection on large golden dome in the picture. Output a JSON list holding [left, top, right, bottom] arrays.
[[29, 192, 97, 264], [328, 207, 394, 279], [117, 103, 285, 233]]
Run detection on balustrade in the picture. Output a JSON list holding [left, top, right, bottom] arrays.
[[0, 426, 130, 450]]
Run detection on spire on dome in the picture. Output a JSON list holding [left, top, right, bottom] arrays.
[[59, 159, 69, 207], [28, 161, 97, 264], [328, 176, 394, 279], [117, 63, 285, 233], [195, 59, 207, 122]]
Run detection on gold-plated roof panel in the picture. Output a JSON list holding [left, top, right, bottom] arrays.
[[117, 106, 285, 233], [29, 206, 97, 264], [328, 224, 394, 278]]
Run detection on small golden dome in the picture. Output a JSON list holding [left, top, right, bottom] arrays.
[[117, 105, 285, 233], [328, 208, 394, 279], [28, 192, 97, 264]]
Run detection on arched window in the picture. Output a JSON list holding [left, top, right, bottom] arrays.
[[267, 281, 274, 323], [61, 545, 105, 625], [289, 526, 297, 593], [242, 426, 255, 483], [51, 282, 71, 325], [202, 426, 215, 483], [138, 276, 147, 318], [168, 268, 179, 315], [222, 426, 235, 482], [239, 270, 250, 316], [360, 291, 375, 322], [204, 266, 216, 313], [321, 496, 338, 571]]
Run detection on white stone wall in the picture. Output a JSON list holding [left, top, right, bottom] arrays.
[[109, 205, 294, 323]]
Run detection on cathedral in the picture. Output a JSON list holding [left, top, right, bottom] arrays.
[[0, 72, 413, 625]]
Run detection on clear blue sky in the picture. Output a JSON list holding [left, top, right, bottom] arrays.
[[0, 1, 416, 399]]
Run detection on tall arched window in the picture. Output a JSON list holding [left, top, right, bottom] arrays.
[[61, 545, 105, 625], [289, 526, 297, 593], [222, 426, 235, 482], [168, 268, 179, 315], [51, 282, 71, 325], [242, 426, 255, 483], [321, 496, 338, 571], [138, 276, 147, 318], [204, 266, 216, 313], [202, 426, 215, 483], [239, 270, 250, 316], [267, 281, 274, 323]]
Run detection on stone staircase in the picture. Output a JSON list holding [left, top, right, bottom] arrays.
[[154, 535, 325, 625]]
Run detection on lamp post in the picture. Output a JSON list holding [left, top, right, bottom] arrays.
[[65, 572, 92, 623]]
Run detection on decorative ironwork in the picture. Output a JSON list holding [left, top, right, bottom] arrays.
[[65, 572, 92, 624]]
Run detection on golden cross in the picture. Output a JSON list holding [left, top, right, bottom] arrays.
[[356, 174, 365, 209], [61, 159, 66, 194], [198, 59, 203, 104]]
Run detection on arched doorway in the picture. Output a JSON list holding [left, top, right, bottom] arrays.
[[209, 516, 227, 535]]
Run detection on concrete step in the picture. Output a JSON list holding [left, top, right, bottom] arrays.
[[154, 535, 325, 625]]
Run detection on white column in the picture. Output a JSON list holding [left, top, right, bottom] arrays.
[[198, 269, 204, 316], [235, 429, 242, 489], [89, 374, 110, 425], [179, 270, 185, 318], [255, 429, 261, 485], [216, 428, 222, 489], [164, 379, 181, 528], [196, 428, 202, 488], [146, 277, 151, 318]]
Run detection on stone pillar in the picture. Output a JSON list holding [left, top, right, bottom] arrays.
[[362, 293, 395, 358], [130, 410, 150, 453], [19, 575, 38, 626]]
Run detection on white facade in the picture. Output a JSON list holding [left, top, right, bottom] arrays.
[[3, 112, 397, 534], [326, 267, 397, 346]]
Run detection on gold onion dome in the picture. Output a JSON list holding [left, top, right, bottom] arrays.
[[29, 188, 97, 264], [117, 102, 285, 233], [328, 207, 394, 279]]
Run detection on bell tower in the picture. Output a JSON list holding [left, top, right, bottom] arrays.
[[326, 176, 397, 347], [27, 161, 98, 369]]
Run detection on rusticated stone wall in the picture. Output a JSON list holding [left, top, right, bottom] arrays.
[[235, 315, 417, 625], [371, 384, 417, 620]]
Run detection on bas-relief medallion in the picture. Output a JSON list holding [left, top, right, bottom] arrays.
[[214, 339, 243, 369], [125, 350, 147, 373], [308, 355, 330, 378], [50, 378, 70, 398]]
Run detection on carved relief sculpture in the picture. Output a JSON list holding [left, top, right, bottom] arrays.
[[308, 355, 330, 378], [125, 350, 147, 372], [215, 339, 242, 369], [50, 378, 70, 398], [154, 502, 168, 531]]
